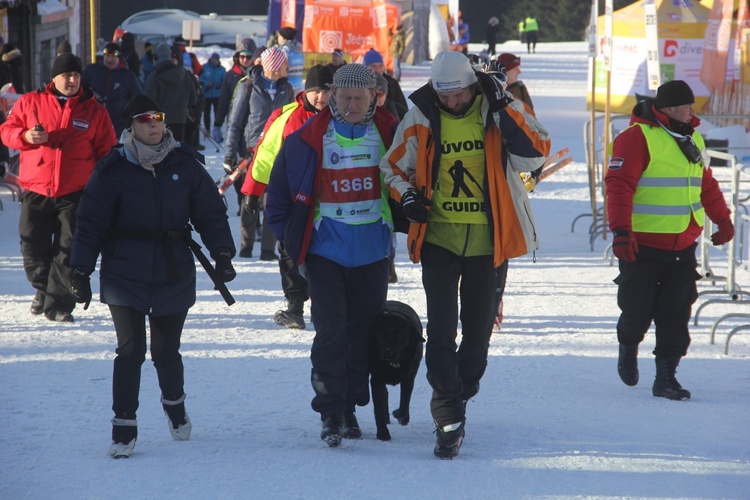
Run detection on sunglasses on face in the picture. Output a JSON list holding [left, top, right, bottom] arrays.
[[132, 112, 166, 124], [103, 48, 121, 57], [239, 53, 253, 59]]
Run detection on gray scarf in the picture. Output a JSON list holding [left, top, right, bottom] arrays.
[[121, 127, 176, 171]]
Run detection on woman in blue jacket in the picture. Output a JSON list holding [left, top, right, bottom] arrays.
[[199, 53, 226, 133], [69, 95, 236, 458]]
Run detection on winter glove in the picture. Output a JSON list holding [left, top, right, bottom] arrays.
[[612, 230, 638, 262], [520, 172, 536, 192], [475, 71, 512, 113], [711, 219, 734, 246], [211, 125, 223, 144], [400, 188, 432, 223], [69, 268, 92, 310], [242, 195, 259, 217], [215, 251, 236, 282], [223, 156, 237, 175]]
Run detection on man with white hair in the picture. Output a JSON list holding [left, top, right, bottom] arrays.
[[266, 64, 399, 448], [380, 50, 551, 459]]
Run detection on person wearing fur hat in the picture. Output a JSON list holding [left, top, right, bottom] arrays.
[[380, 50, 550, 459], [69, 94, 236, 459], [266, 64, 399, 447], [145, 42, 197, 142], [213, 37, 256, 146], [241, 64, 334, 330], [605, 80, 734, 402], [277, 27, 305, 94], [225, 46, 293, 260], [82, 42, 143, 137], [0, 53, 117, 323], [363, 48, 408, 117]]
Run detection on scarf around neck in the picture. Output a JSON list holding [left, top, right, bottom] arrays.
[[121, 127, 176, 171]]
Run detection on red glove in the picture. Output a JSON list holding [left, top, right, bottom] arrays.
[[711, 220, 734, 246], [612, 230, 638, 262]]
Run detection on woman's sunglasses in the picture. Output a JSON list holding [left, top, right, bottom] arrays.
[[132, 112, 166, 124]]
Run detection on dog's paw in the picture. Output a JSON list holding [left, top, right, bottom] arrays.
[[376, 429, 392, 441], [392, 409, 410, 426]]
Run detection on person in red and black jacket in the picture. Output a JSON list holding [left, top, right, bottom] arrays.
[[605, 80, 734, 401], [0, 53, 117, 322]]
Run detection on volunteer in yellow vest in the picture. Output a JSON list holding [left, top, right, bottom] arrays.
[[381, 51, 550, 459], [242, 65, 334, 330], [605, 80, 734, 401], [523, 16, 539, 53], [266, 64, 399, 448]]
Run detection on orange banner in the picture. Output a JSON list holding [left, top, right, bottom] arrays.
[[281, 0, 296, 29], [700, 0, 734, 93]]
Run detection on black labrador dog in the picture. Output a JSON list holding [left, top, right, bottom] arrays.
[[368, 300, 424, 441]]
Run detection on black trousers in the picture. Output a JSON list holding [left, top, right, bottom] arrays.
[[109, 305, 188, 419], [278, 241, 309, 301], [494, 258, 509, 305], [306, 253, 388, 417], [18, 191, 80, 314], [421, 243, 496, 427], [615, 244, 700, 357], [203, 97, 219, 131]]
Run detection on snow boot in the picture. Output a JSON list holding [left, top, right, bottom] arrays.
[[320, 414, 344, 447], [342, 411, 362, 439], [274, 295, 305, 329], [109, 418, 137, 458], [434, 421, 465, 460], [162, 394, 192, 441], [652, 355, 691, 401], [30, 291, 44, 315], [617, 344, 639, 386]]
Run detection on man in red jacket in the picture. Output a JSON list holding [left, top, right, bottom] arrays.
[[605, 80, 734, 401], [0, 53, 117, 322]]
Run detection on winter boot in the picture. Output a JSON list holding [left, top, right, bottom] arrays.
[[652, 355, 691, 401], [109, 418, 137, 458], [617, 344, 639, 386], [434, 421, 465, 460], [30, 291, 44, 315], [274, 295, 305, 329], [342, 411, 362, 439], [320, 414, 344, 447], [162, 394, 192, 441]]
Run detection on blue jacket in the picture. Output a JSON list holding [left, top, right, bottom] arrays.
[[199, 61, 225, 99], [71, 142, 235, 315], [82, 60, 142, 137], [266, 106, 398, 266]]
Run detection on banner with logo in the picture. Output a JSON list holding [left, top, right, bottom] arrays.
[[700, 0, 734, 93]]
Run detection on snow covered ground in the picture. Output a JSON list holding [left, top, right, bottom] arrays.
[[1, 41, 748, 499]]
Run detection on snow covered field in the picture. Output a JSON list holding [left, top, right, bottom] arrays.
[[1, 41, 748, 499]]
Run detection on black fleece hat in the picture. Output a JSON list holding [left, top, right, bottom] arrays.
[[655, 80, 695, 109], [305, 64, 333, 91], [122, 95, 162, 126], [278, 27, 298, 40], [50, 53, 83, 78], [104, 42, 121, 56]]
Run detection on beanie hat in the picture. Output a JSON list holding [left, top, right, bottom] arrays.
[[237, 37, 257, 54], [56, 40, 72, 55], [305, 64, 334, 91], [260, 47, 288, 72], [210, 52, 220, 60], [374, 73, 388, 94], [363, 48, 384, 67], [332, 48, 344, 57], [497, 53, 521, 72], [252, 46, 266, 61], [331, 63, 376, 89], [655, 80, 695, 109], [154, 43, 174, 61], [50, 53, 83, 78], [104, 42, 121, 56], [278, 27, 298, 41], [431, 51, 477, 92], [122, 95, 162, 126]]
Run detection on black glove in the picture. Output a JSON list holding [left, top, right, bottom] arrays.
[[401, 188, 432, 223], [476, 71, 512, 113], [69, 268, 92, 310], [223, 156, 237, 175], [215, 251, 236, 282], [242, 195, 259, 217]]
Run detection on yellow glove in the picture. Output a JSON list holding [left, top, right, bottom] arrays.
[[520, 172, 536, 193]]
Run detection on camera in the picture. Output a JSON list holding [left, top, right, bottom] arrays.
[[677, 135, 703, 164]]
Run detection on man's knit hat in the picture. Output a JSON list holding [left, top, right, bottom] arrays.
[[430, 51, 477, 92], [330, 63, 376, 89], [50, 53, 83, 78], [122, 95, 162, 126], [154, 42, 175, 61], [363, 48, 384, 66], [260, 47, 288, 72], [305, 64, 333, 91], [655, 80, 695, 109]]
